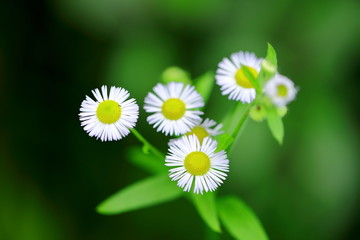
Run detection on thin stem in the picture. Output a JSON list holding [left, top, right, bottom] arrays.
[[221, 102, 238, 133], [227, 102, 251, 155], [230, 107, 250, 139], [130, 128, 164, 159]]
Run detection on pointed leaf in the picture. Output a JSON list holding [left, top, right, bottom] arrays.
[[194, 71, 215, 104], [191, 192, 221, 233], [265, 43, 277, 68], [127, 147, 167, 174], [266, 106, 284, 144], [218, 196, 269, 240], [258, 43, 278, 87], [97, 174, 182, 215]]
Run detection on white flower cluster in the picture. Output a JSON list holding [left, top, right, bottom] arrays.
[[78, 48, 298, 194], [216, 51, 297, 106], [144, 82, 228, 194]]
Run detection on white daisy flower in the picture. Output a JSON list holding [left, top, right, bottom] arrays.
[[79, 86, 139, 141], [144, 82, 204, 136], [169, 118, 223, 145], [165, 135, 229, 194], [264, 74, 297, 107], [215, 51, 262, 103]]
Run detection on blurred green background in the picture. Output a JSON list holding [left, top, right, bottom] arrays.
[[1, 0, 360, 239]]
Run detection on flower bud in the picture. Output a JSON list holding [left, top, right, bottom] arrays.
[[249, 104, 267, 122], [162, 66, 191, 84]]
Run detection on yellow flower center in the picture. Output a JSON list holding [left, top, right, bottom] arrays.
[[234, 66, 258, 89], [161, 98, 186, 120], [186, 126, 209, 143], [184, 151, 211, 176], [277, 84, 288, 97], [96, 100, 121, 124]]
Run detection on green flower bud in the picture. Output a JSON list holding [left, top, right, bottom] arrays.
[[162, 66, 191, 84], [249, 104, 267, 122]]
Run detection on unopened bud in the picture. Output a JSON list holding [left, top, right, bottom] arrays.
[[162, 66, 191, 84], [249, 104, 267, 122]]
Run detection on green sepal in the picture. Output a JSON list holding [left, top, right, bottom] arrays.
[[193, 71, 215, 104], [96, 174, 182, 215], [218, 196, 269, 240], [191, 191, 221, 233]]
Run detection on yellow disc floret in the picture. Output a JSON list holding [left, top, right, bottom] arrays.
[[96, 100, 121, 124], [235, 66, 258, 89], [161, 98, 186, 120], [186, 126, 209, 143], [277, 84, 288, 97], [184, 151, 211, 176]]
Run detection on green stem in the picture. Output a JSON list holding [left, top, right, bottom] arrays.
[[227, 102, 251, 138], [130, 128, 164, 159], [230, 107, 250, 139], [226, 102, 251, 155], [221, 102, 238, 132]]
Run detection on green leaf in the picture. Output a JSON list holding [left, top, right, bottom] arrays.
[[218, 196, 269, 240], [97, 174, 183, 215], [214, 134, 234, 152], [266, 105, 284, 144], [127, 147, 167, 174], [193, 71, 215, 104], [265, 43, 277, 68], [191, 192, 221, 233], [257, 43, 278, 87], [161, 66, 192, 84]]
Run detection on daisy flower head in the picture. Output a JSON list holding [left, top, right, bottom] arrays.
[[215, 51, 262, 103], [165, 135, 229, 194], [79, 86, 139, 141], [170, 118, 223, 145], [264, 74, 297, 107], [186, 118, 223, 141], [144, 82, 204, 136]]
